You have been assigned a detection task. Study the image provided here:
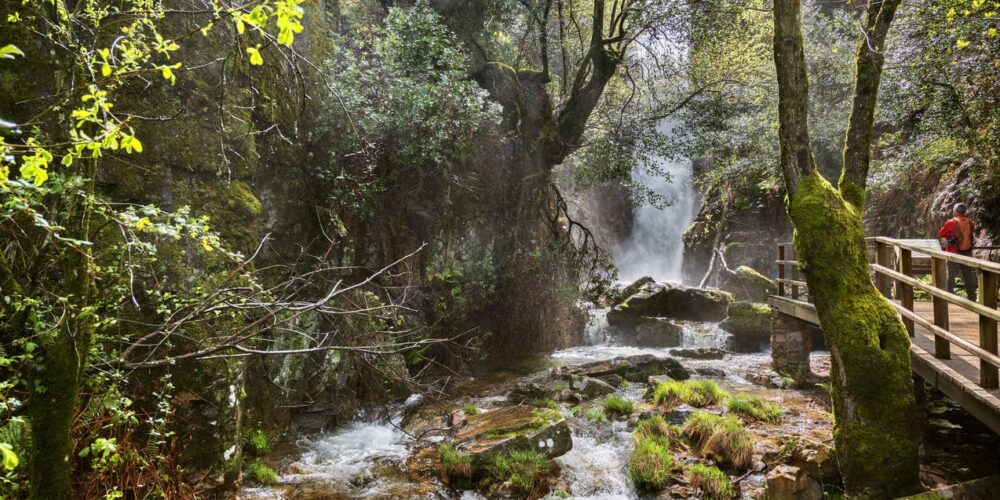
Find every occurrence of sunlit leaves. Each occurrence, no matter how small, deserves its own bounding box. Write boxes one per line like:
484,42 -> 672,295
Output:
0,44 -> 23,59
0,443 -> 18,471
246,46 -> 264,66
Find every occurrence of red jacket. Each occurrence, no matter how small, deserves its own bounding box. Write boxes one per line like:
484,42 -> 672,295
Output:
938,215 -> 975,253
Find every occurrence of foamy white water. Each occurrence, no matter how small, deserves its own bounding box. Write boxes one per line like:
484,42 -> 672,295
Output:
285,422 -> 408,484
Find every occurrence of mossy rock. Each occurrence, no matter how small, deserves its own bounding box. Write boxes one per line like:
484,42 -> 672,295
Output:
609,284 -> 734,325
720,301 -> 772,342
721,266 -> 777,302
610,276 -> 656,306
559,354 -> 689,383
451,406 -> 572,465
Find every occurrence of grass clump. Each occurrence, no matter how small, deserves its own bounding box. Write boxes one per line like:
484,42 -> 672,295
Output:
530,398 -> 559,410
682,411 -> 754,471
244,428 -> 270,456
462,403 -> 479,416
439,443 -> 473,482
246,460 -> 279,485
687,463 -> 736,498
686,380 -> 730,407
634,414 -> 671,445
652,380 -> 729,408
585,408 -> 608,423
629,435 -> 674,491
486,449 -> 551,495
726,393 -> 783,423
604,395 -> 635,417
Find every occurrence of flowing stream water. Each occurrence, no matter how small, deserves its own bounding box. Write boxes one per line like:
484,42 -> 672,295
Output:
244,311 -> 835,499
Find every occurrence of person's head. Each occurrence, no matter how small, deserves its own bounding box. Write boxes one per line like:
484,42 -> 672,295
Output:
954,202 -> 968,217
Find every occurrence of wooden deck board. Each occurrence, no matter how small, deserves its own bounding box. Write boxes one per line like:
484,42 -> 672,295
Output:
769,295 -> 1000,434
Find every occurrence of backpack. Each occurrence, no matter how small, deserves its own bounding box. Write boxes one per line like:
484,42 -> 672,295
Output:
948,217 -> 975,251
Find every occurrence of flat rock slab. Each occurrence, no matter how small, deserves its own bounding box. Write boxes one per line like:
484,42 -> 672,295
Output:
608,283 -> 734,325
557,354 -> 690,383
452,406 -> 572,461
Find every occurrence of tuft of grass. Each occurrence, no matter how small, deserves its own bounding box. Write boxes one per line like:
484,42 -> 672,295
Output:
246,460 -> 279,485
688,463 -> 736,498
652,380 -> 692,408
703,417 -> 754,471
629,435 -> 674,491
634,414 -> 671,445
686,380 -> 730,407
244,428 -> 270,456
440,443 -> 472,477
682,411 -> 754,471
604,395 -> 635,416
486,449 -> 551,494
652,380 -> 729,408
462,403 -> 479,416
531,398 -> 559,410
726,393 -> 783,423
585,408 -> 608,423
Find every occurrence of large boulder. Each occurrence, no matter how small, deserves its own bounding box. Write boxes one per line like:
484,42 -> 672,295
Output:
720,301 -> 772,350
608,283 -> 734,325
558,354 -> 689,383
721,266 -> 777,302
765,465 -> 822,500
450,406 -> 572,463
610,276 -> 656,306
635,317 -> 683,347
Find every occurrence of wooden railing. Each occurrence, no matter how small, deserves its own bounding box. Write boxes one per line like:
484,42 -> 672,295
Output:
775,237 -> 1000,389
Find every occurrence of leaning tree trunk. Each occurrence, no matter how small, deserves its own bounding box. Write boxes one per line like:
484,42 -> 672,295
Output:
789,173 -> 920,496
772,0 -> 920,496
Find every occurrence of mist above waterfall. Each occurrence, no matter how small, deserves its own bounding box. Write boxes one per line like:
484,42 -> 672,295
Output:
613,148 -> 696,284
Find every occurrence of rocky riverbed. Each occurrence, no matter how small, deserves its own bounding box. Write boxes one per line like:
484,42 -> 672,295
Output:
243,290 -> 1000,499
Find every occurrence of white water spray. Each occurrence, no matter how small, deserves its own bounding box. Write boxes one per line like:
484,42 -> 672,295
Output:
613,133 -> 696,284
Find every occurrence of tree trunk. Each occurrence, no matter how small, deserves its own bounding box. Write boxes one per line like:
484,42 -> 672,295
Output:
789,172 -> 920,497
771,0 -> 920,496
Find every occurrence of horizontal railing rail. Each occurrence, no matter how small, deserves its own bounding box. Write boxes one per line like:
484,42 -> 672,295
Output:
776,236 -> 1000,389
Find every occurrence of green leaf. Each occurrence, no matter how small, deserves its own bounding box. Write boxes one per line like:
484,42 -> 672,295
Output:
0,443 -> 19,470
0,45 -> 24,60
246,46 -> 263,66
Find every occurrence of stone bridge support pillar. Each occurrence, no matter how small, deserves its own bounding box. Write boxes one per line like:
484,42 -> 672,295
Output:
771,309 -> 816,385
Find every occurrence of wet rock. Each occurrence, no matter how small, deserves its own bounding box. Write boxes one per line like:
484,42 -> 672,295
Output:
720,301 -> 772,351
611,276 -> 656,306
695,367 -> 727,378
607,283 -> 734,325
558,354 -> 689,383
721,265 -> 777,302
566,375 -> 616,400
764,439 -> 839,482
765,464 -> 822,500
664,404 -> 697,426
671,347 -> 727,360
451,406 -> 572,463
746,368 -> 791,389
508,383 -> 548,404
635,317 -> 683,347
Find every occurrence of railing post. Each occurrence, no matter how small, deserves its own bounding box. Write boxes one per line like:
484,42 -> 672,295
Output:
778,245 -> 785,298
790,247 -> 800,300
899,248 -> 914,336
979,269 -> 998,388
875,240 -> 892,298
931,255 -> 951,359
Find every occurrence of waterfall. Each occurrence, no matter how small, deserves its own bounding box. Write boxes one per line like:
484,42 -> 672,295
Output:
613,132 -> 696,284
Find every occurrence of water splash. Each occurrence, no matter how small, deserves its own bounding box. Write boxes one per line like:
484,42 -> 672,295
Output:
614,135 -> 696,284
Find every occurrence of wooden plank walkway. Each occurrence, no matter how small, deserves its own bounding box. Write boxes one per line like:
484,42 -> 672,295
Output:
769,295 -> 1000,434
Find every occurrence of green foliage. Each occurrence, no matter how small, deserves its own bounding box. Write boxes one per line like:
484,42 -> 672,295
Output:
682,411 -> 753,471
485,449 -> 551,494
462,403 -> 479,416
652,380 -> 730,408
604,395 -> 635,416
584,408 -> 608,423
726,394 -> 783,423
629,434 -> 674,491
246,460 -> 279,485
244,429 -> 271,456
687,463 -> 736,499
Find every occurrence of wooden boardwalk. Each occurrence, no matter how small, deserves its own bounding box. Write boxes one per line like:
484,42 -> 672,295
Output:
770,237 -> 1000,434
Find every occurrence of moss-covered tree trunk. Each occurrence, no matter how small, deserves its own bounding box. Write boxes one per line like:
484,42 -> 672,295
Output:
772,0 -> 921,496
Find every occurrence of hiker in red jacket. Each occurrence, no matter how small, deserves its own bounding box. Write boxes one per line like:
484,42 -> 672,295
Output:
938,202 -> 977,301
